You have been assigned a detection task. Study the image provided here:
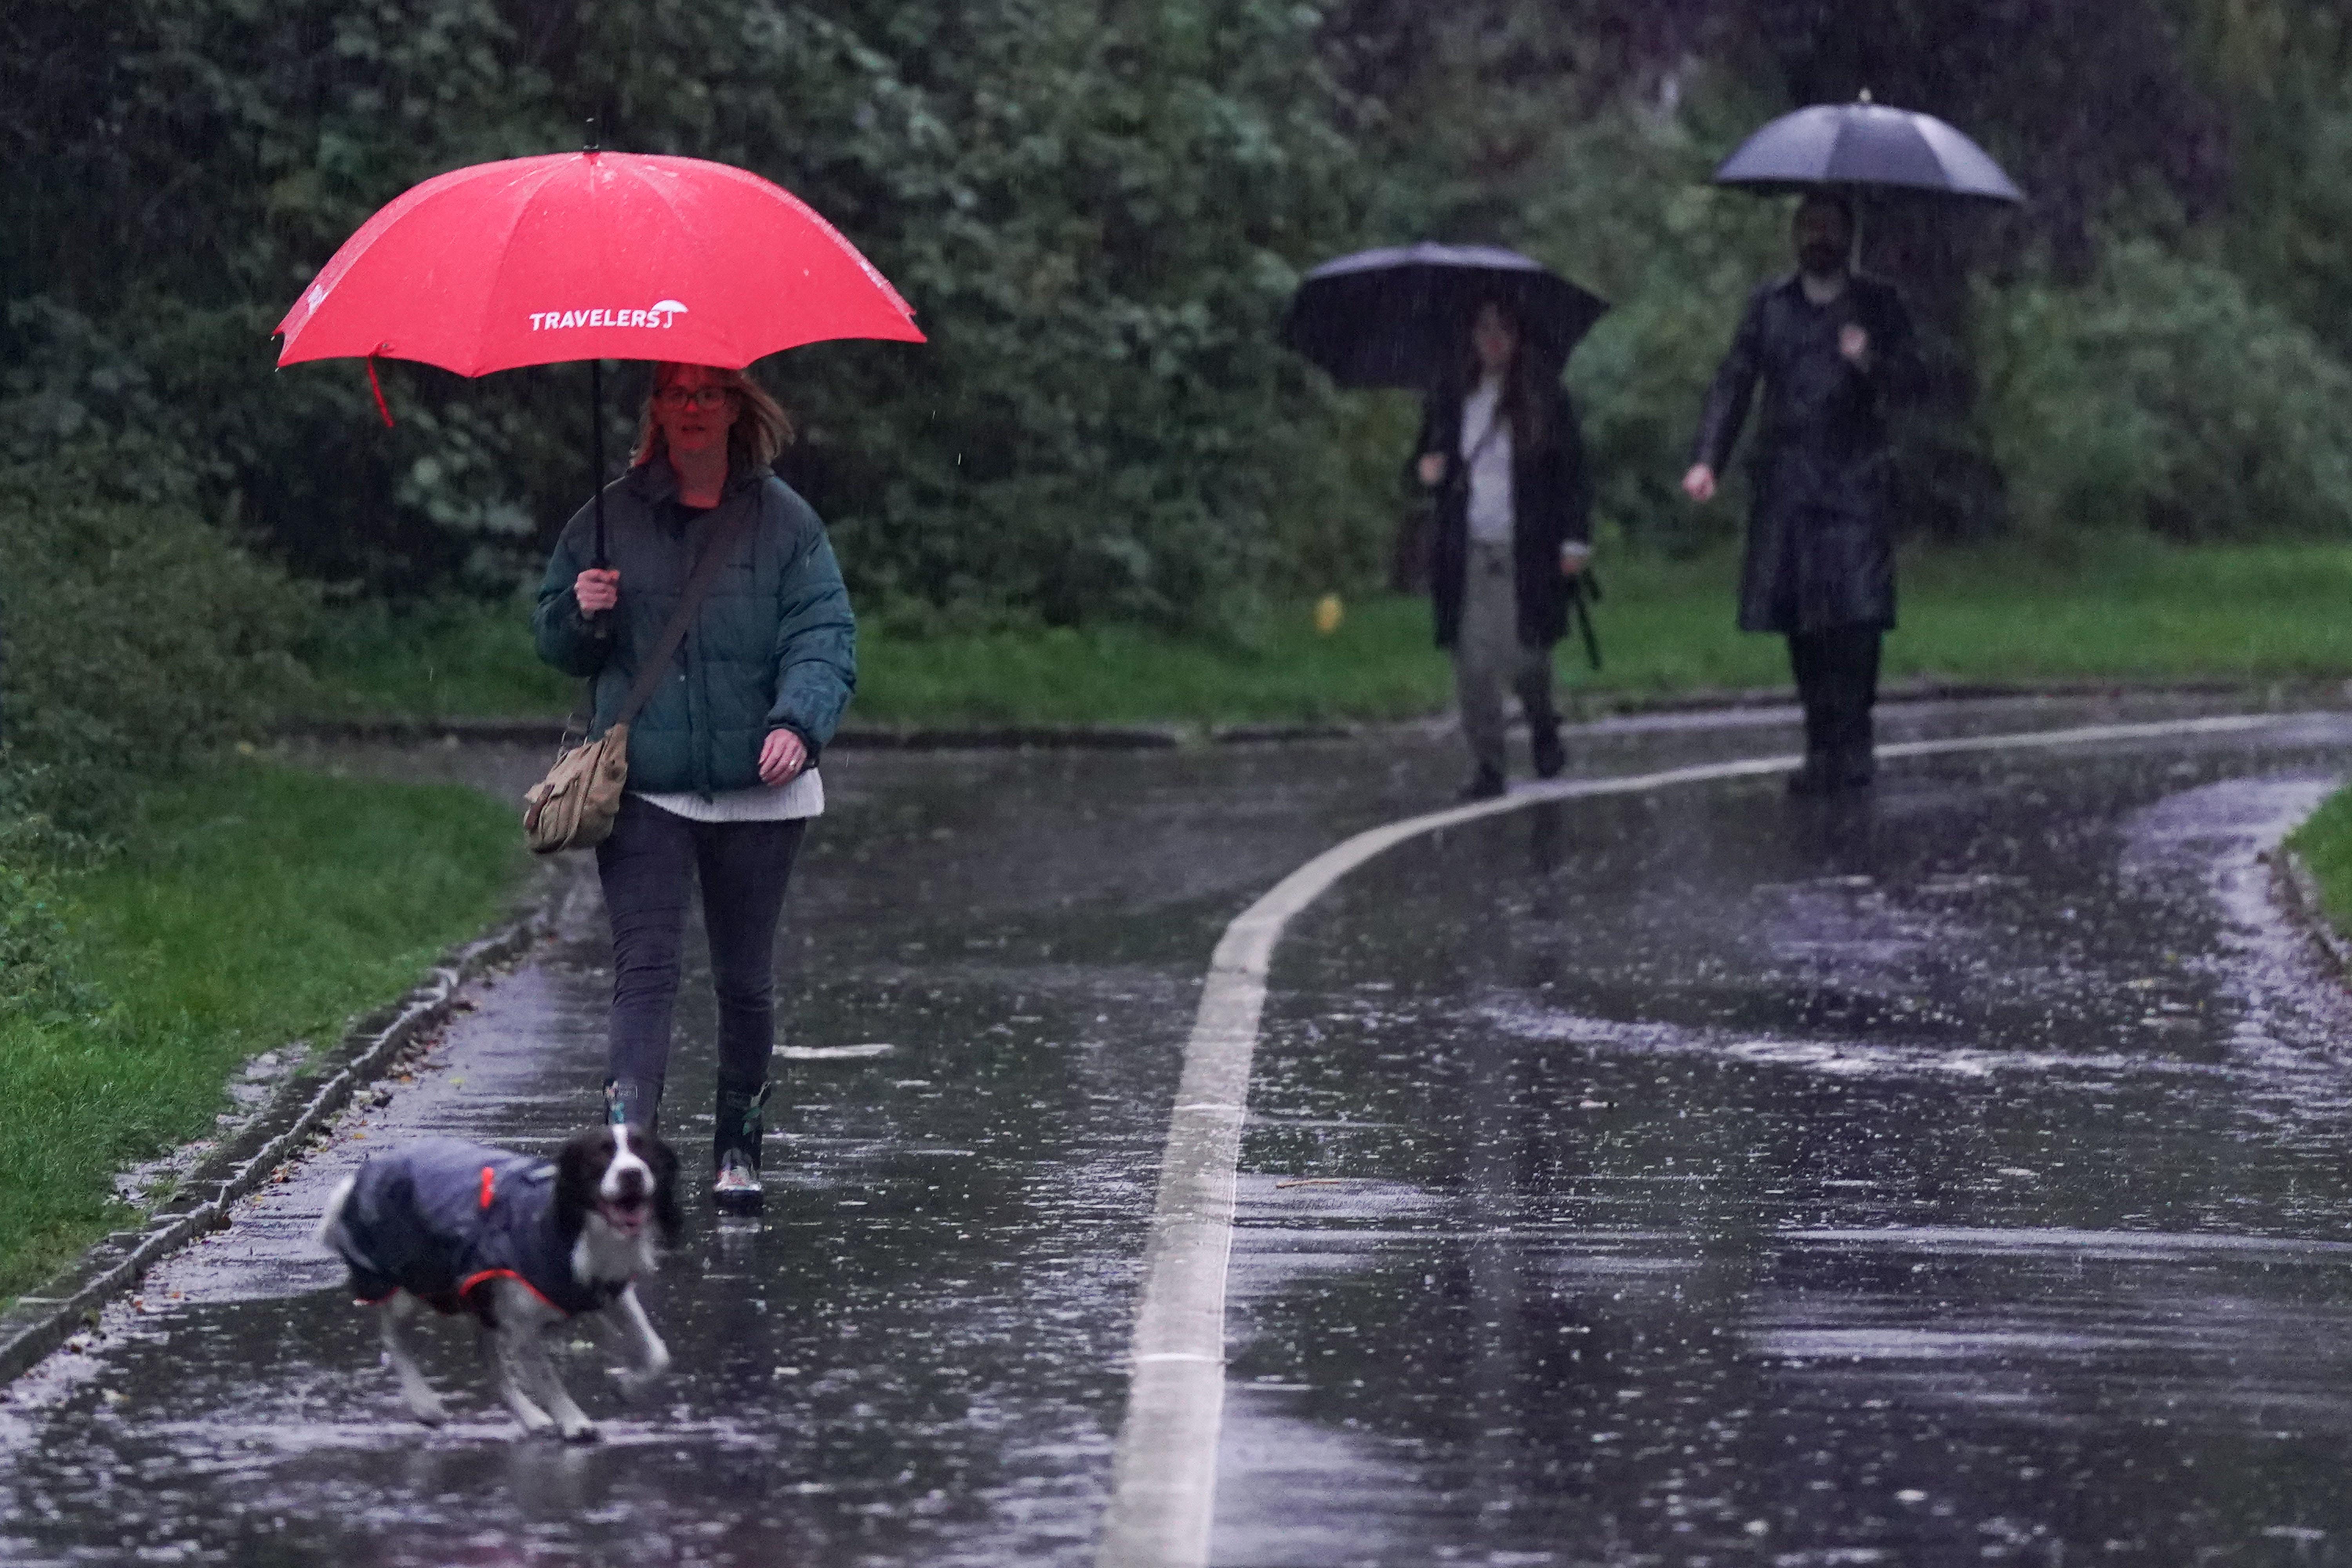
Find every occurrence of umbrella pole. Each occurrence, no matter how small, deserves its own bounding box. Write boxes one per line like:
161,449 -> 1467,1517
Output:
590,358 -> 608,569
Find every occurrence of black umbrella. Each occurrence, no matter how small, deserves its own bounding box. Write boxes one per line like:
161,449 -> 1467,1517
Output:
1280,243 -> 1609,391
1713,94 -> 2024,204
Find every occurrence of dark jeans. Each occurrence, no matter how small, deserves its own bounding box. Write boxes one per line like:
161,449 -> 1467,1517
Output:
594,794 -> 807,1096
1787,626 -> 1882,757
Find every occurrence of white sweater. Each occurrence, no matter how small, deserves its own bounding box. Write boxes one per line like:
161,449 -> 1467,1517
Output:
1459,377 -> 1515,543
632,768 -> 824,822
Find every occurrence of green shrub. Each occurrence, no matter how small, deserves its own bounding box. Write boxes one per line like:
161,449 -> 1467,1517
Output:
1977,237 -> 2352,543
0,436 -> 316,834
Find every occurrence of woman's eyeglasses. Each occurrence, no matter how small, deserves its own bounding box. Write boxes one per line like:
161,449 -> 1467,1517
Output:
653,385 -> 735,411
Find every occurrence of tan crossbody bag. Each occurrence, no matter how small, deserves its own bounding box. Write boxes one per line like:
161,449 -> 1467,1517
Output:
523,508 -> 749,855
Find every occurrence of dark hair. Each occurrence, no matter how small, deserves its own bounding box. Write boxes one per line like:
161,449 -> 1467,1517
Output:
1459,298 -> 1557,453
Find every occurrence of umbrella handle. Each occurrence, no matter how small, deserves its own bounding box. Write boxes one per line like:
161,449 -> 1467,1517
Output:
1573,577 -> 1602,671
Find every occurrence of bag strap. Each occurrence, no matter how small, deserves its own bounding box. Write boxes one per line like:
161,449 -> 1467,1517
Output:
605,501 -> 753,733
1443,392 -> 1506,499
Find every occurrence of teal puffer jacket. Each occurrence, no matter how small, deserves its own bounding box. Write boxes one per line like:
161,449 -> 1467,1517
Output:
532,459 -> 857,796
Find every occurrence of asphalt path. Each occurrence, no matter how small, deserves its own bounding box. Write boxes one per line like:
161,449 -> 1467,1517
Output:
2,695 -> 2349,1567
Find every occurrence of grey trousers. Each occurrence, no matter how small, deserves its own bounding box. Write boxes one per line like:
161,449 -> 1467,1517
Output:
594,794 -> 807,1096
1454,538 -> 1556,775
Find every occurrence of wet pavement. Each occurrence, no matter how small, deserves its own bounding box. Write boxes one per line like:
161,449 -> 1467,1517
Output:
1219,717 -> 2352,1566
4,695 -> 2352,1566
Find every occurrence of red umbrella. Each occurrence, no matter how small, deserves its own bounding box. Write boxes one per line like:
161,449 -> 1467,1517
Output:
277,150 -> 923,373
274,149 -> 925,561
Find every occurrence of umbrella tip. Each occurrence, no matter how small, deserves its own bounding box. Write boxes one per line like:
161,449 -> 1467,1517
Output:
584,115 -> 601,152
1857,86 -> 1873,104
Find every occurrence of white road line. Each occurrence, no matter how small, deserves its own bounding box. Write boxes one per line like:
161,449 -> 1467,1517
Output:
1093,710 -> 2308,1568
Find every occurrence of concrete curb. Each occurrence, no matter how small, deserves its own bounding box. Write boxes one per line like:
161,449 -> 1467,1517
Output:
0,863 -> 570,1388
2267,846 -> 2352,984
276,715 -> 1171,748
278,677 -> 2329,753
274,716 -> 1351,750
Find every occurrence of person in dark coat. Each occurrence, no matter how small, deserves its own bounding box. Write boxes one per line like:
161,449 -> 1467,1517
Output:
1682,193 -> 1924,794
534,362 -> 856,1213
1414,299 -> 1595,800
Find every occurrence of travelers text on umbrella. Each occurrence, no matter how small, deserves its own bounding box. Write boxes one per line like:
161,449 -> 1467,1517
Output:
530,300 -> 690,331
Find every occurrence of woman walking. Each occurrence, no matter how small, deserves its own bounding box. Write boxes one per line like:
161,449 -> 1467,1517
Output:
1414,299 -> 1595,800
533,361 -> 855,1212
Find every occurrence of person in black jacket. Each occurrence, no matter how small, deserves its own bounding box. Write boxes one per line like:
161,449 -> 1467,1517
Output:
1414,299 -> 1595,800
1682,193 -> 1924,794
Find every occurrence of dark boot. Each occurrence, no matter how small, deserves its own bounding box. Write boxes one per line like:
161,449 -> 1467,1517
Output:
604,1076 -> 662,1134
711,1080 -> 774,1213
1787,751 -> 1836,796
1528,722 -> 1565,780
1831,706 -> 1876,789
1457,764 -> 1506,802
1515,673 -> 1566,779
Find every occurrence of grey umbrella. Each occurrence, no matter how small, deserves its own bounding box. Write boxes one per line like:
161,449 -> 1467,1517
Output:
1713,94 -> 2024,204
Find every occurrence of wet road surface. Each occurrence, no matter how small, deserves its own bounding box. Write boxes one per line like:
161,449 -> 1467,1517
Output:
2,697 -> 2350,1566
1218,718 -> 2352,1566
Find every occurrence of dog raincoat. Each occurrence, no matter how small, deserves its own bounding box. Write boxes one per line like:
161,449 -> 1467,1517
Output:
327,1137 -> 626,1318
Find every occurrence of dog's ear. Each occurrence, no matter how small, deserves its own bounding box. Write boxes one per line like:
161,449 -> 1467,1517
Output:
553,1128 -> 608,1236
644,1131 -> 683,1244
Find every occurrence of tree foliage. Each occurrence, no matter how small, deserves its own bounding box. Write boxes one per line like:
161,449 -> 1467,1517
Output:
1316,0 -> 2352,552
6,0 -> 2352,641
4,0 -> 1378,630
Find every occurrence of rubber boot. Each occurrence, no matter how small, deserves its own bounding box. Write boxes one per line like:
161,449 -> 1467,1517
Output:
604,1076 -> 662,1135
1829,701 -> 1875,789
1516,674 -> 1566,780
1787,751 -> 1836,796
1457,763 -> 1506,802
1528,722 -> 1565,780
711,1080 -> 773,1214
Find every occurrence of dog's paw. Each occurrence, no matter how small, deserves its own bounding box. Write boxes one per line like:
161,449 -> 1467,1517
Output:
514,1406 -> 556,1436
558,1416 -> 601,1443
610,1367 -> 665,1402
404,1393 -> 448,1426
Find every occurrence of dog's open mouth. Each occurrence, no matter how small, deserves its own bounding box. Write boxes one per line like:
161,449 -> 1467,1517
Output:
597,1196 -> 649,1236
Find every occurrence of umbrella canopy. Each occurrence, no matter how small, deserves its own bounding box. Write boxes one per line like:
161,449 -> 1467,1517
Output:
1280,243 -> 1608,391
1713,98 -> 2024,204
275,151 -> 925,374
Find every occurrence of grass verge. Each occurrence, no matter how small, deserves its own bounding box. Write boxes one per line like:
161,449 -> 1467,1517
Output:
2288,788 -> 2352,944
0,758 -> 526,1300
302,539 -> 2352,728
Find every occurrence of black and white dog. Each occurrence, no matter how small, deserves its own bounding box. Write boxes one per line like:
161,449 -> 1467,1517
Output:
315,1124 -> 680,1440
